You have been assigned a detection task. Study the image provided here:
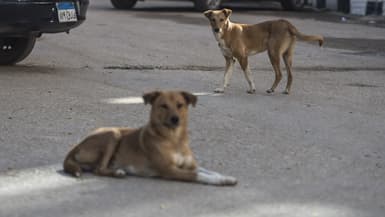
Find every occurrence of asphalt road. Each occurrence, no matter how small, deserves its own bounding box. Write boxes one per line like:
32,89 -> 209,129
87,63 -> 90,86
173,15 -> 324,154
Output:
1,1 -> 385,217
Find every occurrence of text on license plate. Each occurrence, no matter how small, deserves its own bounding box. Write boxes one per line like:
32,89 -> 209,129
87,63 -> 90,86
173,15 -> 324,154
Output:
56,2 -> 77,23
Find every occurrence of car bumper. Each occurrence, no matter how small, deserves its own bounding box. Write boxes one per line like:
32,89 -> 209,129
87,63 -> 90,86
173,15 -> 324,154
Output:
0,0 -> 89,36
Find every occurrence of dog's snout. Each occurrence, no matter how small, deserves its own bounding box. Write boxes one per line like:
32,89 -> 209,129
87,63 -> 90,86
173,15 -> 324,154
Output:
214,28 -> 220,33
170,116 -> 179,126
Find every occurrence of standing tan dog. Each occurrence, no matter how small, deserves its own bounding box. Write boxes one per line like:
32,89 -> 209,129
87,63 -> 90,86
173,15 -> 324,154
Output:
204,9 -> 324,94
63,90 -> 237,186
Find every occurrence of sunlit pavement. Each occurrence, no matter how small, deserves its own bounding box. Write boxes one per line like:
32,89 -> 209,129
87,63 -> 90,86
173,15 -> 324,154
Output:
0,164 -> 368,217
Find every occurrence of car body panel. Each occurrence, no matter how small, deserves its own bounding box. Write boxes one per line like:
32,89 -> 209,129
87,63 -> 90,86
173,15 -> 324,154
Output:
0,0 -> 89,36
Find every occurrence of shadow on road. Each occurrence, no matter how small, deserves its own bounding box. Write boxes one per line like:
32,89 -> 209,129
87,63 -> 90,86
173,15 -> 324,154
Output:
103,64 -> 385,73
0,65 -> 57,74
0,164 -> 365,217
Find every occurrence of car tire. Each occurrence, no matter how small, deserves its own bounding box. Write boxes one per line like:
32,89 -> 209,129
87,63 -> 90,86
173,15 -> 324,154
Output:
280,0 -> 305,10
0,36 -> 36,65
110,0 -> 137,9
194,0 -> 222,11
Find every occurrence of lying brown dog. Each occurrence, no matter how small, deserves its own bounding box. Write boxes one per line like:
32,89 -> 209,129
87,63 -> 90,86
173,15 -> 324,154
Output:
204,9 -> 324,94
63,90 -> 237,186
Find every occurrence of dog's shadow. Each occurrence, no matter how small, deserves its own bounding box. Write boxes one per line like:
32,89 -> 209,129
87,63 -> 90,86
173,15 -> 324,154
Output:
56,169 -> 95,179
56,169 -> 72,177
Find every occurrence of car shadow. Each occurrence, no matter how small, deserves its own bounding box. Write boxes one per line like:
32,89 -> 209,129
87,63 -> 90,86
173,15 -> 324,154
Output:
132,1 -> 283,12
89,0 -> 283,13
98,1 -> 341,27
0,64 -> 63,74
90,0 -> 340,26
127,1 -> 284,26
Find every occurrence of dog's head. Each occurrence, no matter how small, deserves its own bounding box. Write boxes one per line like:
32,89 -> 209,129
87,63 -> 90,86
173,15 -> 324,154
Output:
143,91 -> 197,129
203,8 -> 232,34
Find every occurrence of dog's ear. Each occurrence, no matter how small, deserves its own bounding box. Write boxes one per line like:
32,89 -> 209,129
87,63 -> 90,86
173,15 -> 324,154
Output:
222,8 -> 232,18
180,91 -> 197,107
203,10 -> 213,18
143,91 -> 161,105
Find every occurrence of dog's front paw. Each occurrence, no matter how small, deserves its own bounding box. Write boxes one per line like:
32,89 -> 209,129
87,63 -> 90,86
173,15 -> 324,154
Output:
214,88 -> 225,93
266,89 -> 274,94
197,167 -> 237,186
282,90 -> 290,95
114,169 -> 126,178
221,176 -> 238,186
247,89 -> 256,94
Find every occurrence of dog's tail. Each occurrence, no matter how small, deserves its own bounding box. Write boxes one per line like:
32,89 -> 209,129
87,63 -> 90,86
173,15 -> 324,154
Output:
63,146 -> 82,177
287,21 -> 324,47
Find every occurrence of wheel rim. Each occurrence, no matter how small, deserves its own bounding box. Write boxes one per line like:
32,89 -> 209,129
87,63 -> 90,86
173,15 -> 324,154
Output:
0,37 -> 35,65
207,0 -> 221,9
294,0 -> 305,6
0,38 -> 19,56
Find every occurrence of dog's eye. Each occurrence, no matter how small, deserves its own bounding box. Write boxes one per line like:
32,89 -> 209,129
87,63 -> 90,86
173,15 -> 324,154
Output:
211,19 -> 215,22
220,18 -> 224,22
177,103 -> 183,109
160,104 -> 168,109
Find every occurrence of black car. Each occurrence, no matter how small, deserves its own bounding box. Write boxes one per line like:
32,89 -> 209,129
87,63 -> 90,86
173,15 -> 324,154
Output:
0,0 -> 89,65
110,0 -> 305,11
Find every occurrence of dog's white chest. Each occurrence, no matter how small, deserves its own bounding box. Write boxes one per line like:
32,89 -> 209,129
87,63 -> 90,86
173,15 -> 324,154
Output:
172,153 -> 193,167
214,33 -> 232,57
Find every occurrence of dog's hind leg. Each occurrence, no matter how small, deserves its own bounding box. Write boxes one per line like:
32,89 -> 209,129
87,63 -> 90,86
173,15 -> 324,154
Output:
94,146 -> 125,178
215,56 -> 235,93
267,49 -> 282,94
63,152 -> 82,177
282,42 -> 295,94
237,56 -> 256,94
94,131 -> 125,178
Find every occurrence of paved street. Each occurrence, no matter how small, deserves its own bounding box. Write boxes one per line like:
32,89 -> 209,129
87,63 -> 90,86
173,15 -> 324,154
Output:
1,1 -> 385,216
